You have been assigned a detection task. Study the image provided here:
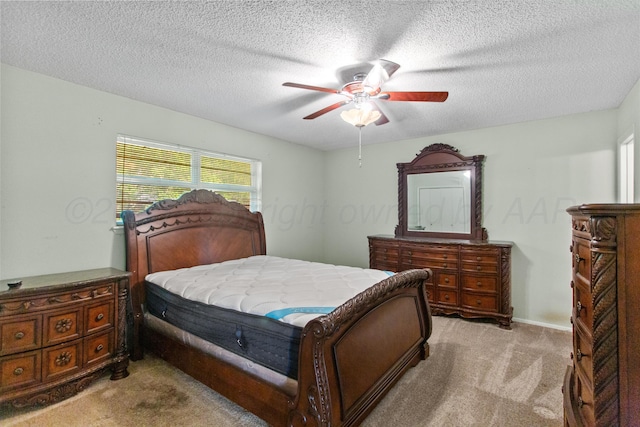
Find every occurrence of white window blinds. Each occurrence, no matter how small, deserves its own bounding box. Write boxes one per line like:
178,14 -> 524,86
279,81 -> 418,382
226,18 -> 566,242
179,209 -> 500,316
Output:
116,135 -> 261,221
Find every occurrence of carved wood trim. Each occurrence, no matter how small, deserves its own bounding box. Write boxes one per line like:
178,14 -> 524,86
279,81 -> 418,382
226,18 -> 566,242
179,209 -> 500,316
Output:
589,216 -> 619,426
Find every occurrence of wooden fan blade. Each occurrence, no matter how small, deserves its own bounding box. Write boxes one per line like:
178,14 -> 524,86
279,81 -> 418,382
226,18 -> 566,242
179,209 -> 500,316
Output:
379,91 -> 449,102
283,82 -> 339,94
303,100 -> 350,120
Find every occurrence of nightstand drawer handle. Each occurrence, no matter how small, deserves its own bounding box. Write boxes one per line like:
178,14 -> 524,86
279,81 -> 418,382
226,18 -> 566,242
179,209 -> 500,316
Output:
95,313 -> 104,321
443,263 -> 448,268
444,294 -> 450,300
444,278 -> 449,283
476,266 -> 482,271
477,281 -> 482,287
95,344 -> 104,352
14,331 -> 25,340
55,318 -> 73,333
13,367 -> 24,376
476,299 -> 482,305
55,351 -> 72,366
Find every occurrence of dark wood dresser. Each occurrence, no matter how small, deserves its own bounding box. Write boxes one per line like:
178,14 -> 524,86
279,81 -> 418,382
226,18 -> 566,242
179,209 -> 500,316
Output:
368,235 -> 513,329
0,268 -> 130,408
564,204 -> 640,427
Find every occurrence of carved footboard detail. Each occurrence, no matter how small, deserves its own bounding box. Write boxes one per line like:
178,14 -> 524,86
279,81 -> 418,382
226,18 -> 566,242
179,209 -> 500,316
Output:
289,268 -> 432,427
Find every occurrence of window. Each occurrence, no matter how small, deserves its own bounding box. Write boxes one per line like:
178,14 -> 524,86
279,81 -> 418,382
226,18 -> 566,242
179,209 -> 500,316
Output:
619,131 -> 635,203
116,135 -> 261,222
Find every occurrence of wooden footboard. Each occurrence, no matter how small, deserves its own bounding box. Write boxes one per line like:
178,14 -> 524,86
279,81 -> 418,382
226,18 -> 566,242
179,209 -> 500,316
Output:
290,268 -> 432,427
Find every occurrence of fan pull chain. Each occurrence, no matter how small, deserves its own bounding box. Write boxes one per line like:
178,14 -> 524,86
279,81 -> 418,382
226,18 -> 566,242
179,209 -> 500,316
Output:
358,125 -> 363,168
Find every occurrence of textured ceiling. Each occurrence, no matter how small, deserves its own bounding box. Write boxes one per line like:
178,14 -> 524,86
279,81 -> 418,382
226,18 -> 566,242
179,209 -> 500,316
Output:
1,1 -> 639,151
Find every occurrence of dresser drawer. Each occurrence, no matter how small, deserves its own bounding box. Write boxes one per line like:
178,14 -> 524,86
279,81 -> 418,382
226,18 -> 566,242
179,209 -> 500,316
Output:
403,257 -> 457,270
44,309 -> 82,346
572,281 -> 593,333
435,272 -> 457,288
571,237 -> 591,288
461,293 -> 498,311
460,251 -> 499,264
461,275 -> 498,292
43,340 -> 82,380
573,368 -> 595,426
0,315 -> 42,356
0,350 -> 41,391
573,330 -> 593,387
405,245 -> 458,261
437,289 -> 458,306
84,329 -> 114,365
85,301 -> 114,335
461,262 -> 498,274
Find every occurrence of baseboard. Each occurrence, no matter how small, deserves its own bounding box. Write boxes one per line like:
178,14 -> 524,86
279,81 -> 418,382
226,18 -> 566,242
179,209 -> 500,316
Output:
512,317 -> 572,332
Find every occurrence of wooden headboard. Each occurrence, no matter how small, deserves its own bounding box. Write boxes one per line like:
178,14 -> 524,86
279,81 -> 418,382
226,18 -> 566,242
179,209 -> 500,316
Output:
121,189 -> 266,358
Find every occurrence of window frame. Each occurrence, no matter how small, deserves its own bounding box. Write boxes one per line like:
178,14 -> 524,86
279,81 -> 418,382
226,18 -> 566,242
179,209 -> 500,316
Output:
116,134 -> 262,223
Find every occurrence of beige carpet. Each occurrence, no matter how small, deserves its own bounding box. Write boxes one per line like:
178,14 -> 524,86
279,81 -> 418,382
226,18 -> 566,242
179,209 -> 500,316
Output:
1,316 -> 572,426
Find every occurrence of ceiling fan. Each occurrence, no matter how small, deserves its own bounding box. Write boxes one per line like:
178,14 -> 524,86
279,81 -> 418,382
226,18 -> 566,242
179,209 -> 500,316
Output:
283,59 -> 448,125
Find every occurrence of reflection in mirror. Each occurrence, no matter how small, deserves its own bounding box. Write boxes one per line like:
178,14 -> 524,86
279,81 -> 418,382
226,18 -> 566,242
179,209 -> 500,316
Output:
407,171 -> 471,233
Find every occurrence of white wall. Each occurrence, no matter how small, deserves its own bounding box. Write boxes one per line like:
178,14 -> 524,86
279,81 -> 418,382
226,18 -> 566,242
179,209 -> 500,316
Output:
0,65 -> 326,278
617,78 -> 640,201
323,110 -> 618,329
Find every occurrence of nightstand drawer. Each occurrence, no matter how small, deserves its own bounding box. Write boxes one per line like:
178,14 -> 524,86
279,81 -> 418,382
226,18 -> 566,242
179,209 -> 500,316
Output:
0,315 -> 42,356
85,302 -> 113,334
85,330 -> 114,365
0,351 -> 41,391
43,340 -> 81,380
44,309 -> 82,346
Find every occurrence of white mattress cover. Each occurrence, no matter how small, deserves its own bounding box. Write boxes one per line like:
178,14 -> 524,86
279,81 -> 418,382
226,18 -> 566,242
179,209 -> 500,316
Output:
145,255 -> 392,327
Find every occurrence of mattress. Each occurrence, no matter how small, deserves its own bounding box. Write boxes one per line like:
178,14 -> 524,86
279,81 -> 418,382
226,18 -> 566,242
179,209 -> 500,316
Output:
145,255 -> 392,378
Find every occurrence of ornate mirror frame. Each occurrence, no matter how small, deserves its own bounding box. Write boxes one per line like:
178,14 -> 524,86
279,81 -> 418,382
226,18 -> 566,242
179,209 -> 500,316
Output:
395,143 -> 487,240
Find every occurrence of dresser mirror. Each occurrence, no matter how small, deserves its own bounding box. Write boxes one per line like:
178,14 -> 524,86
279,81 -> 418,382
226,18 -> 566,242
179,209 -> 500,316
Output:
395,143 -> 487,240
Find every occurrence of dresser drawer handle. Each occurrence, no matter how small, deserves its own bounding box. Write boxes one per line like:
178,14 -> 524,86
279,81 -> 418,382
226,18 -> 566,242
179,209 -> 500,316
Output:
576,301 -> 583,317
13,367 -> 24,376
443,254 -> 448,259
444,278 -> 450,283
476,266 -> 482,271
95,344 -> 104,352
14,331 -> 25,340
443,263 -> 448,268
95,313 -> 104,321
476,256 -> 481,261
476,299 -> 482,305
477,281 -> 482,287
444,294 -> 450,300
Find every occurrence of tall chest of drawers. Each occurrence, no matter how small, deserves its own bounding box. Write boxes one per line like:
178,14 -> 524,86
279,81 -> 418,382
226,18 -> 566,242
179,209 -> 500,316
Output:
564,205 -> 640,427
0,268 -> 130,408
368,235 -> 513,328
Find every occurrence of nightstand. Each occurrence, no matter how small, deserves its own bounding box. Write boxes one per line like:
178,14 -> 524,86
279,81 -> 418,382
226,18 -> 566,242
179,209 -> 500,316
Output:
0,268 -> 130,408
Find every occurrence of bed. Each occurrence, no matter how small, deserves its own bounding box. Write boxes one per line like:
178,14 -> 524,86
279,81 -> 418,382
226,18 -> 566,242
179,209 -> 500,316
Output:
122,189 -> 433,427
